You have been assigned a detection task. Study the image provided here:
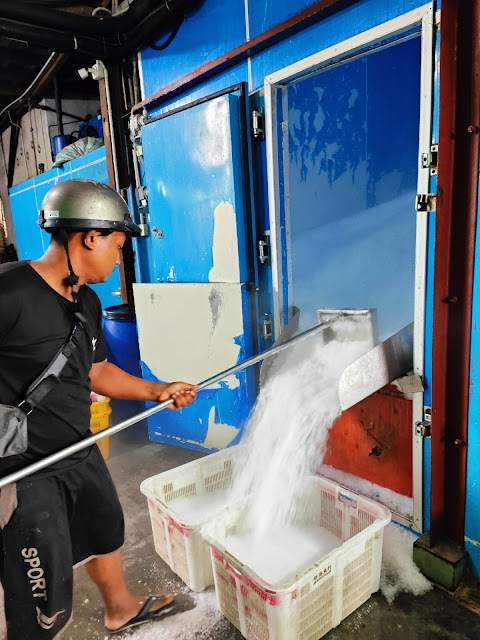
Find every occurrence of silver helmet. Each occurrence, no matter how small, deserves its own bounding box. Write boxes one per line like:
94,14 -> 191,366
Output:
39,179 -> 140,237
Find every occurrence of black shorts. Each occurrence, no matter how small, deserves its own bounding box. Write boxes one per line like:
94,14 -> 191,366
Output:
0,445 -> 124,640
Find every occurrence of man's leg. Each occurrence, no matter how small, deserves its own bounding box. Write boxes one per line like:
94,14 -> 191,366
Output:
0,479 -> 73,640
84,550 -> 173,630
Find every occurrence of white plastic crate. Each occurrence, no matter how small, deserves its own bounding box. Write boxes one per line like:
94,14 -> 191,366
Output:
140,446 -> 243,592
205,476 -> 391,640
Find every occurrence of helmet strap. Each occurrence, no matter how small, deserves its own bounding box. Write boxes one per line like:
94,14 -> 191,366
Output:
58,230 -> 79,304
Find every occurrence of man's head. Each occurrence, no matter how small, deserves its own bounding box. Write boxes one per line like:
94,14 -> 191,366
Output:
39,179 -> 140,289
49,228 -> 126,285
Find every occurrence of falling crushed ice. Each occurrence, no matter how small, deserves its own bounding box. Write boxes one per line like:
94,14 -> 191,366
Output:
231,336 -> 370,540
200,336 -> 369,585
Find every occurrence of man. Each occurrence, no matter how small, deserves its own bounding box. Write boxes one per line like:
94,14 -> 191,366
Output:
0,179 -> 198,638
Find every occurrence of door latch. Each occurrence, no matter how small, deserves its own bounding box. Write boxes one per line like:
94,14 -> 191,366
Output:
415,421 -> 431,437
415,407 -> 431,437
415,193 -> 437,212
252,108 -> 264,141
260,314 -> 273,341
258,234 -> 269,265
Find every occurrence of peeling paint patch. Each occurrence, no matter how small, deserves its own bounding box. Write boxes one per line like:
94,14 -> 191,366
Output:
223,374 -> 240,390
209,202 -> 240,283
203,406 -> 239,450
465,536 -> 480,547
204,376 -> 241,391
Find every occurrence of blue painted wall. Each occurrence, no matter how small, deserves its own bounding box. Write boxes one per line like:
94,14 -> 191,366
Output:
141,0 -> 432,109
9,147 -> 123,311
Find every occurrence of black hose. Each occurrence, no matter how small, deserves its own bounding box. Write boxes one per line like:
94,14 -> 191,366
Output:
0,0 -> 193,37
150,16 -> 184,50
37,104 -> 84,122
53,76 -> 64,136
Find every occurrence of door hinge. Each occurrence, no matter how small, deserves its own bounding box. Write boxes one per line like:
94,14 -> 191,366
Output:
416,193 -> 437,212
260,313 -> 273,341
421,143 -> 438,176
258,233 -> 270,265
135,186 -> 149,236
252,108 -> 264,141
129,113 -> 146,157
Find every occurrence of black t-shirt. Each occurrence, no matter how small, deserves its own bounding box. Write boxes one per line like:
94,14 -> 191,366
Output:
0,262 -> 107,477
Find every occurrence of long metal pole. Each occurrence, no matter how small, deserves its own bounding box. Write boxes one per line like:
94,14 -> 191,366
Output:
0,316 -> 341,489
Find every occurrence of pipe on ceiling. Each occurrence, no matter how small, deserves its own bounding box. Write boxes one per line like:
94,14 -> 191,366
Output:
0,0 -> 201,58
0,19 -> 108,57
0,0 -> 194,37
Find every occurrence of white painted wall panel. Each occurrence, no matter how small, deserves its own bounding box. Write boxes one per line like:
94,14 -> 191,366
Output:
134,282 -> 245,384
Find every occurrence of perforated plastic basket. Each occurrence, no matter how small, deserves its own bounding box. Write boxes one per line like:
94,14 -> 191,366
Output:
204,476 -> 391,640
140,446 -> 243,592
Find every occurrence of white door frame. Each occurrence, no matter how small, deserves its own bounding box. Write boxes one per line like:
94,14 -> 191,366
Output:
264,3 -> 434,532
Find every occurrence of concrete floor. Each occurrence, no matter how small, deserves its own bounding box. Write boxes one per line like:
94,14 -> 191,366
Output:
63,439 -> 480,640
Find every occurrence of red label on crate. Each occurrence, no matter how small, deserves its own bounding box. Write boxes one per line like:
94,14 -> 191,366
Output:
211,547 -> 224,562
166,515 -> 191,536
247,579 -> 268,601
245,578 -> 283,606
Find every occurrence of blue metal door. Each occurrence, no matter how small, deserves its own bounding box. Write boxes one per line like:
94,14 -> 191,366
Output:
134,91 -> 256,452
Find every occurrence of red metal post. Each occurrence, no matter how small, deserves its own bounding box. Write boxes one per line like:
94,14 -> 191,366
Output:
431,0 -> 480,545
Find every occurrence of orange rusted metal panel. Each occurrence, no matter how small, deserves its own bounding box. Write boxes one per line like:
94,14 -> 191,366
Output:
324,385 -> 413,497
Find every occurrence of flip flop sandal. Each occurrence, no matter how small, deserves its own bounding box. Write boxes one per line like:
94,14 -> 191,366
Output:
104,596 -> 177,634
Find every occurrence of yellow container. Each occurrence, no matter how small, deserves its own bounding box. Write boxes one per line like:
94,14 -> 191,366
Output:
91,396 -> 111,415
90,399 -> 112,461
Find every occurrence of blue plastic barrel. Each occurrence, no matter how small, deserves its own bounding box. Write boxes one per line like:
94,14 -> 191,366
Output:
52,134 -> 71,158
102,304 -> 146,430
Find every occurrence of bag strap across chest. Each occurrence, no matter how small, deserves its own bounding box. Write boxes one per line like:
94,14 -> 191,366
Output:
19,313 -> 87,414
